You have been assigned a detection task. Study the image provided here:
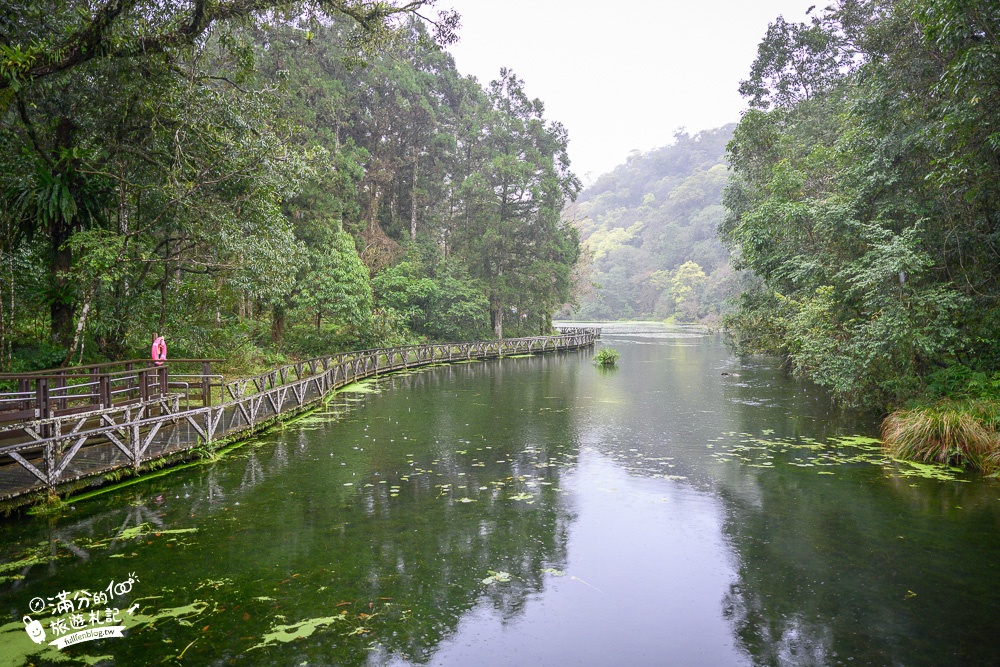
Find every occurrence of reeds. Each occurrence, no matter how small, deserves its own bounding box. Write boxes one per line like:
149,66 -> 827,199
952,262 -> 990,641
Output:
881,400 -> 1000,472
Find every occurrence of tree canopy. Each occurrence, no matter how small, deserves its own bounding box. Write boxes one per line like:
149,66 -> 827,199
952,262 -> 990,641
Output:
0,2 -> 579,373
567,125 -> 735,324
722,0 -> 1000,408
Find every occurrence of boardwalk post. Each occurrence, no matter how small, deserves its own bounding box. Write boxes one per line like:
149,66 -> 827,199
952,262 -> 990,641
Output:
17,377 -> 29,411
35,378 -> 52,446
36,378 -> 49,422
129,407 -> 141,468
43,440 -> 55,488
202,361 -> 212,407
138,369 -> 149,403
53,371 -> 66,412
124,361 -> 134,399
99,374 -> 111,408
89,367 -> 99,407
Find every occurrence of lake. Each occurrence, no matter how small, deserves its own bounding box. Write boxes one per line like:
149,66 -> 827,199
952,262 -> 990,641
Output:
2,322 -> 999,666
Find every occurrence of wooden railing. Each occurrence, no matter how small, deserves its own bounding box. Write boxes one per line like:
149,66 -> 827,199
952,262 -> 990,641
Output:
0,329 -> 599,504
0,359 -> 224,423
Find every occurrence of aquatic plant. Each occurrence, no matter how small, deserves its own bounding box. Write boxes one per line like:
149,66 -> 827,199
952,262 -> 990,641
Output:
881,400 -> 1000,472
594,348 -> 620,367
482,570 -> 512,584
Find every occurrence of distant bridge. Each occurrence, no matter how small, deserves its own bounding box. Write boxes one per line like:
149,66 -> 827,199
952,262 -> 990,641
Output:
0,329 -> 600,508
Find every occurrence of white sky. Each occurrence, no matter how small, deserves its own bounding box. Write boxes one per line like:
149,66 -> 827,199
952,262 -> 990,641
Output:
442,0 -> 813,183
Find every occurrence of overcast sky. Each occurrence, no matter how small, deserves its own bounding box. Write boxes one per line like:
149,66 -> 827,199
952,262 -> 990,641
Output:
442,1 -> 813,183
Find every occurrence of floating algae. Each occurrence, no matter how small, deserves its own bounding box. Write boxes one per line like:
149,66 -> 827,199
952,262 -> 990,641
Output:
893,460 -> 967,482
709,431 -> 968,482
72,525 -> 199,552
337,380 -> 380,394
249,612 -> 348,650
112,524 -> 198,542
481,571 -> 512,584
0,544 -> 58,582
1,525 -> 199,577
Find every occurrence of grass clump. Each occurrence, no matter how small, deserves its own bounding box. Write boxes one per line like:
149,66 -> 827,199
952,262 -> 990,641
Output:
881,400 -> 1000,472
594,348 -> 620,367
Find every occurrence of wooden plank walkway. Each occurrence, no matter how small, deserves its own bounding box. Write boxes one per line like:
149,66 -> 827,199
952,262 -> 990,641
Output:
0,329 -> 599,506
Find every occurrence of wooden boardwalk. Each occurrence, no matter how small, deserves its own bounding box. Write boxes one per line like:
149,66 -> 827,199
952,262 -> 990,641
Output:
0,329 -> 599,506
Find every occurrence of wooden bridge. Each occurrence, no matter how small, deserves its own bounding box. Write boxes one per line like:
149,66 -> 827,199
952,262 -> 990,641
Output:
0,328 -> 599,507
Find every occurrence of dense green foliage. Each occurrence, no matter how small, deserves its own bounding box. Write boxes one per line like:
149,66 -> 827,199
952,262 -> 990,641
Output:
568,126 -> 735,323
722,0 -> 1000,409
0,1 -> 580,374
593,347 -> 619,367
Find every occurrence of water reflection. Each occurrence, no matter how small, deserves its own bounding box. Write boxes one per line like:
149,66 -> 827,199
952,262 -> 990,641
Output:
718,458 -> 1000,667
0,327 -> 997,666
0,357 -> 584,666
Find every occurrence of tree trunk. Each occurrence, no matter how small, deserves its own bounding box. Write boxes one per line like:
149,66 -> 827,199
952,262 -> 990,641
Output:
390,187 -> 397,231
491,303 -> 503,340
410,149 -> 419,241
539,312 -> 551,335
64,287 -> 93,366
5,253 -> 10,368
271,303 -> 285,345
49,233 -> 74,348
49,194 -> 74,348
49,116 -> 76,349
0,252 -> 5,371
159,272 -> 168,332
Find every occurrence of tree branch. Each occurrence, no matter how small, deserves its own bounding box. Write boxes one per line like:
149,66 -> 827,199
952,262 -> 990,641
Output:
15,92 -> 52,168
3,0 -> 434,90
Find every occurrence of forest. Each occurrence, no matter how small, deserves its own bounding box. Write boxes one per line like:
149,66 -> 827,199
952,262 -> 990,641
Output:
723,0 -> 1000,467
568,125 -> 734,324
0,0 -> 580,376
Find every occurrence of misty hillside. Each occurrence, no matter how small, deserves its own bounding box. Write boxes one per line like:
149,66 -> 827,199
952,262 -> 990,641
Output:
567,125 -> 735,322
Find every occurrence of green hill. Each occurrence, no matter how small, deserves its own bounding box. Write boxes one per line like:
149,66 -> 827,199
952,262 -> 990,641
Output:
566,125 -> 735,323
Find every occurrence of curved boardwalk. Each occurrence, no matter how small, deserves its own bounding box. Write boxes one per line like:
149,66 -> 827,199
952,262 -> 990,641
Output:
0,330 -> 599,508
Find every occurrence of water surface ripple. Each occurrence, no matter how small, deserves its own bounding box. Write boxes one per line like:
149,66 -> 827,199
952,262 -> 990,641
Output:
1,323 -> 998,666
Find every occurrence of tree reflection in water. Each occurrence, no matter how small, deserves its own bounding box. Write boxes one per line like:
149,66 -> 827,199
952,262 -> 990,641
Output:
0,356 -> 581,666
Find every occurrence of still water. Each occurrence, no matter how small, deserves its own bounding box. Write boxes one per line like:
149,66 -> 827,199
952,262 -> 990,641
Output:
2,323 -> 999,666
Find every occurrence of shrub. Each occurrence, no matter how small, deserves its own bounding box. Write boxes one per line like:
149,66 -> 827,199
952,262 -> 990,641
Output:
881,400 -> 1000,472
594,348 -> 620,367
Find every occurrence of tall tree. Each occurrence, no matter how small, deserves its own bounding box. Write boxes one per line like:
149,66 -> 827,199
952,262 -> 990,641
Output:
455,69 -> 580,338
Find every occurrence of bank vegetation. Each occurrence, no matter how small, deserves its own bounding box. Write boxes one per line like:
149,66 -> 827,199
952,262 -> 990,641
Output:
723,0 -> 1000,472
